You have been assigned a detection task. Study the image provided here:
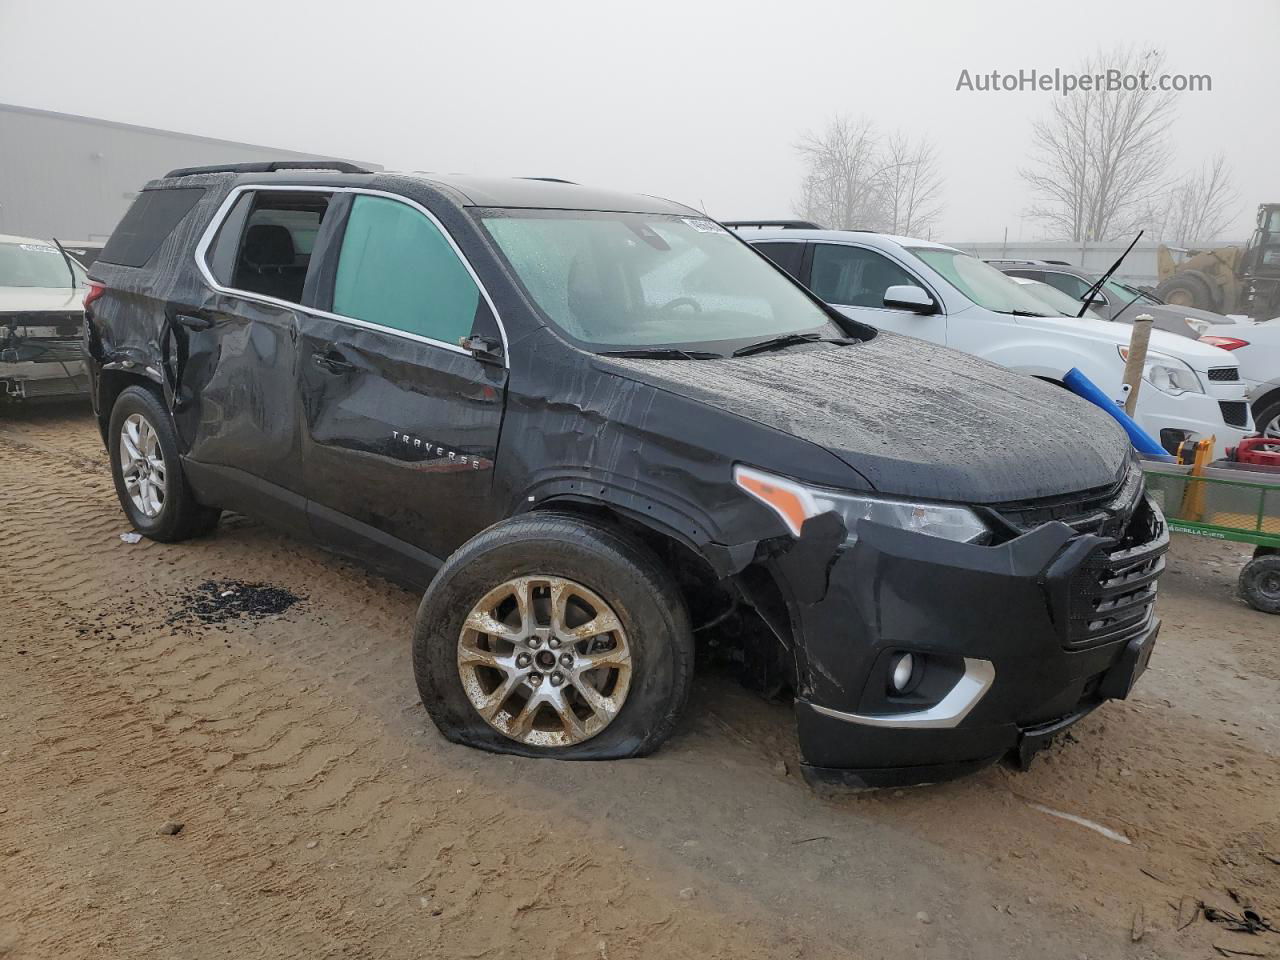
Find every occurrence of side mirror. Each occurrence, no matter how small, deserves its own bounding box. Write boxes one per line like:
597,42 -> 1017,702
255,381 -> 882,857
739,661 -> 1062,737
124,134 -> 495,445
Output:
883,285 -> 937,314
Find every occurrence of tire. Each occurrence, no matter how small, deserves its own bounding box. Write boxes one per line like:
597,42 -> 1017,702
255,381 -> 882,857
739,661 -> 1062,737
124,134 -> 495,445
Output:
1253,397 -> 1280,441
1238,553 -> 1280,615
108,385 -> 220,542
412,512 -> 694,760
1155,271 -> 1216,311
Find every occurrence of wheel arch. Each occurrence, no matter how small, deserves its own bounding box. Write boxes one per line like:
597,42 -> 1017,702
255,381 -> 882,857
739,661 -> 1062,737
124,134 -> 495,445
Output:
95,366 -> 165,444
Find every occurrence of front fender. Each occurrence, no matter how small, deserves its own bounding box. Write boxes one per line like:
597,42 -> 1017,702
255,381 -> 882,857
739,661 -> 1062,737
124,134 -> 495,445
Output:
983,343 -> 1123,400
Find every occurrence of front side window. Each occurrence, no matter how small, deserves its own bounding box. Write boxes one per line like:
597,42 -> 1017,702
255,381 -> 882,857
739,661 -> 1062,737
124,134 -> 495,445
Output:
0,242 -> 87,288
333,195 -> 480,344
911,248 -> 1059,316
479,211 -> 843,352
809,244 -> 924,308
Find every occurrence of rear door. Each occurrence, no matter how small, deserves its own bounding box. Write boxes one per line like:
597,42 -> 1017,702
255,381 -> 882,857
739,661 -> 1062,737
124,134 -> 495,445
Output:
807,242 -> 946,343
176,187 -> 334,535
297,191 -> 507,578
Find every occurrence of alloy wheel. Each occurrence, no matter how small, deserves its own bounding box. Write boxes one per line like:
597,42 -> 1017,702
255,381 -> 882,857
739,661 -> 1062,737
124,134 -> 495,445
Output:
119,412 -> 167,518
457,575 -> 632,747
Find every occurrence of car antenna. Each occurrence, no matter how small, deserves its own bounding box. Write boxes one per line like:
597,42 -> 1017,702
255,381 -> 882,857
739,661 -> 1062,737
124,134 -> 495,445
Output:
50,237 -> 78,289
1076,231 -> 1142,318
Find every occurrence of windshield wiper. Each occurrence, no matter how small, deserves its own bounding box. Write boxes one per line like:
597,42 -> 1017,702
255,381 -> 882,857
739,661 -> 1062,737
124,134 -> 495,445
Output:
1003,309 -> 1052,318
1076,231 -> 1142,318
598,347 -> 722,360
731,332 -> 851,357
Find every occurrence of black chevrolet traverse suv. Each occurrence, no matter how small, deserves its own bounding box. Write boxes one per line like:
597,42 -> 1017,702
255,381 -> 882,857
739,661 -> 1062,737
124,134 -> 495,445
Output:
83,162 -> 1168,787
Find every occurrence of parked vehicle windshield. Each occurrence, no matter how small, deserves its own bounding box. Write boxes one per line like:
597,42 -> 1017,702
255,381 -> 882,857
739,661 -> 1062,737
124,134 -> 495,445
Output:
480,210 -> 846,352
1099,276 -> 1159,306
1011,277 -> 1108,320
912,248 -> 1056,316
0,241 -> 86,288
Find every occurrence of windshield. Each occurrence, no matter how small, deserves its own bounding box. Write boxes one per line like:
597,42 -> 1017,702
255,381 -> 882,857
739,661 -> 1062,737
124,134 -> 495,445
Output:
479,210 -> 845,352
911,248 -> 1055,315
1013,278 -> 1107,320
1099,276 -> 1158,306
0,241 -> 86,288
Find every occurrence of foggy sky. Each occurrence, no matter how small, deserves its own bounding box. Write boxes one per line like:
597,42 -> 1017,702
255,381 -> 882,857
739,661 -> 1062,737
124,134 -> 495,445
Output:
1,0 -> 1275,242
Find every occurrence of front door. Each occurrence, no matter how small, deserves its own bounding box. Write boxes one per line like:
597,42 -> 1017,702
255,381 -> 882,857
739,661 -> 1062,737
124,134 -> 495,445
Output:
806,242 -> 947,344
297,192 -> 507,578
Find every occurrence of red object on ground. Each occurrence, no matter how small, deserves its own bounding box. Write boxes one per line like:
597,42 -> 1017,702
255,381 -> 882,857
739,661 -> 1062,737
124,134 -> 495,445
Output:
1230,437 -> 1280,466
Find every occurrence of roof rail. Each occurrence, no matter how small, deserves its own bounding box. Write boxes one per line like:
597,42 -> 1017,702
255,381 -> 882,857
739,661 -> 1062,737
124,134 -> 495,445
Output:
721,219 -> 825,230
163,160 -> 376,178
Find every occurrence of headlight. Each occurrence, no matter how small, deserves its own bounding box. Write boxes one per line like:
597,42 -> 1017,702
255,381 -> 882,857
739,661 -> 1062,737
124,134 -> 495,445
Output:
734,465 -> 990,544
1117,346 -> 1204,395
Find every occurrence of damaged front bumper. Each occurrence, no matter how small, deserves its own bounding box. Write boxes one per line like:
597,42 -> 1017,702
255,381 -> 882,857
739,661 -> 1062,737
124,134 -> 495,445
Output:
1,323 -> 88,399
774,492 -> 1168,788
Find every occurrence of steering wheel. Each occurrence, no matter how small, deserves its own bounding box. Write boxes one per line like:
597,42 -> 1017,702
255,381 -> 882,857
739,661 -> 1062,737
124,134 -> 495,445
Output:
659,297 -> 703,313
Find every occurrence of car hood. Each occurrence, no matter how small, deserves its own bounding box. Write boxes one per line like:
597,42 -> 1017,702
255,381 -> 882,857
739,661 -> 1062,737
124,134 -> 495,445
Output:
1013,313 -> 1234,370
0,286 -> 85,312
599,332 -> 1131,505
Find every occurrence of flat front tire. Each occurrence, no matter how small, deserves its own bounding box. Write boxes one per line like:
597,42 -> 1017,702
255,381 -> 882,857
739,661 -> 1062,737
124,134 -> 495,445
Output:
413,513 -> 694,760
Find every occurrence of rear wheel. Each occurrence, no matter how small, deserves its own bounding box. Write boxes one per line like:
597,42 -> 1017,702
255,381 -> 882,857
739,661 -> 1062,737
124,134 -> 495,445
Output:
108,385 -> 220,542
413,513 -> 694,759
1239,552 -> 1280,615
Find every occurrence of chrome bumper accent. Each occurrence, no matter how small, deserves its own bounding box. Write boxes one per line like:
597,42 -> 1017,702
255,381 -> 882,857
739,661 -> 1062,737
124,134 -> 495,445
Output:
808,658 -> 995,729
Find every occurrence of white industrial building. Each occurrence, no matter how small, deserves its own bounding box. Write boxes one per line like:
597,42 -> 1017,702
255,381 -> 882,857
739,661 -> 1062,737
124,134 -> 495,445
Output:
0,102 -> 374,243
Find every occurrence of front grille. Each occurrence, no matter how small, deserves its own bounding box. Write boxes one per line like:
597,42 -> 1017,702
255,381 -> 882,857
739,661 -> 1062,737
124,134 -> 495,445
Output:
993,464 -> 1141,537
1065,546 -> 1163,647
1219,400 -> 1250,428
1,311 -> 83,336
994,466 -> 1168,650
1208,367 -> 1240,382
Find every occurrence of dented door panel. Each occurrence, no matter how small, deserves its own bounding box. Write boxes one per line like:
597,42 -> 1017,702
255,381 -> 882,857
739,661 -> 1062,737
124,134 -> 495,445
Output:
298,313 -> 506,563
173,294 -> 302,493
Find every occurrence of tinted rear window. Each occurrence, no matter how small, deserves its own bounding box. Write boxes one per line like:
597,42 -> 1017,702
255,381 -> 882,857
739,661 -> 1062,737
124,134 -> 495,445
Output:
98,187 -> 205,267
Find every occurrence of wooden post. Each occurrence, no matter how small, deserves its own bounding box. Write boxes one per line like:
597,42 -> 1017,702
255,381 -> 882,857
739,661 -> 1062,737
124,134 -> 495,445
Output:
1122,314 -> 1156,417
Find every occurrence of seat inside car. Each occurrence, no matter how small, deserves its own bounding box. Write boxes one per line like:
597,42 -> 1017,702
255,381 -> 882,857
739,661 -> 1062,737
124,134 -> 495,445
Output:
235,223 -> 306,302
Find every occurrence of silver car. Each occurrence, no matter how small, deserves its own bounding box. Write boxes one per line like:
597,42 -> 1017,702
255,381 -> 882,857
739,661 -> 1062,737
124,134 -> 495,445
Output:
987,259 -> 1239,340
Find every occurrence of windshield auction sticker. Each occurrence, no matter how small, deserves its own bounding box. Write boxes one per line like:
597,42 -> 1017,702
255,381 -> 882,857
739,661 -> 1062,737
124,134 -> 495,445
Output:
681,218 -> 729,235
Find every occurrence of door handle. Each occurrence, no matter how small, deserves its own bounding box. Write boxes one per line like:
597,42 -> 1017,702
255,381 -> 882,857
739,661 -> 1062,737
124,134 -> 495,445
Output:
173,313 -> 214,331
312,350 -> 355,374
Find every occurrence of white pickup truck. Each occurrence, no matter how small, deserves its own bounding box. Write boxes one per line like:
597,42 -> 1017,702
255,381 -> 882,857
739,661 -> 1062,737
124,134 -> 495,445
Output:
737,226 -> 1253,455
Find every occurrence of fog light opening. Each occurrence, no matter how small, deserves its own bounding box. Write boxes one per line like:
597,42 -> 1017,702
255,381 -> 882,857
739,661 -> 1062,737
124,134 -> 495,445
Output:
889,653 -> 916,694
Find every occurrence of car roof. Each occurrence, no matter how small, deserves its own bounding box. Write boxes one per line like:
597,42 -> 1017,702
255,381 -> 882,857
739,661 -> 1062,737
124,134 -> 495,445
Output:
412,174 -> 699,215
732,227 -> 962,253
989,260 -> 1090,277
158,165 -> 700,217
0,233 -> 55,246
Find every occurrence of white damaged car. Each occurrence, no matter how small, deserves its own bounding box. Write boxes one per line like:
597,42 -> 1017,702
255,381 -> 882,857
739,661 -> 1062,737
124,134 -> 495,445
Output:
0,234 -> 90,402
739,226 -> 1253,455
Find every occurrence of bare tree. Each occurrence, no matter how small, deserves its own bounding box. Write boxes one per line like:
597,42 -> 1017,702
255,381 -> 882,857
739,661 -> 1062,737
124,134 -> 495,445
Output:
794,115 -> 885,229
1022,47 -> 1178,241
1160,154 -> 1238,245
794,117 -> 944,234
879,132 -> 944,237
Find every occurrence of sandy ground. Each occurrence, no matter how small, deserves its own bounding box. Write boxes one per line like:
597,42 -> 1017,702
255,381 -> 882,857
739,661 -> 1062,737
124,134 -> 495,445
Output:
1,403 -> 1277,960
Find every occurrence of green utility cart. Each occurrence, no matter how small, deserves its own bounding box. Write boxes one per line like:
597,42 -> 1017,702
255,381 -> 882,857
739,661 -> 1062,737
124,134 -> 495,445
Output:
1142,458 -> 1280,614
